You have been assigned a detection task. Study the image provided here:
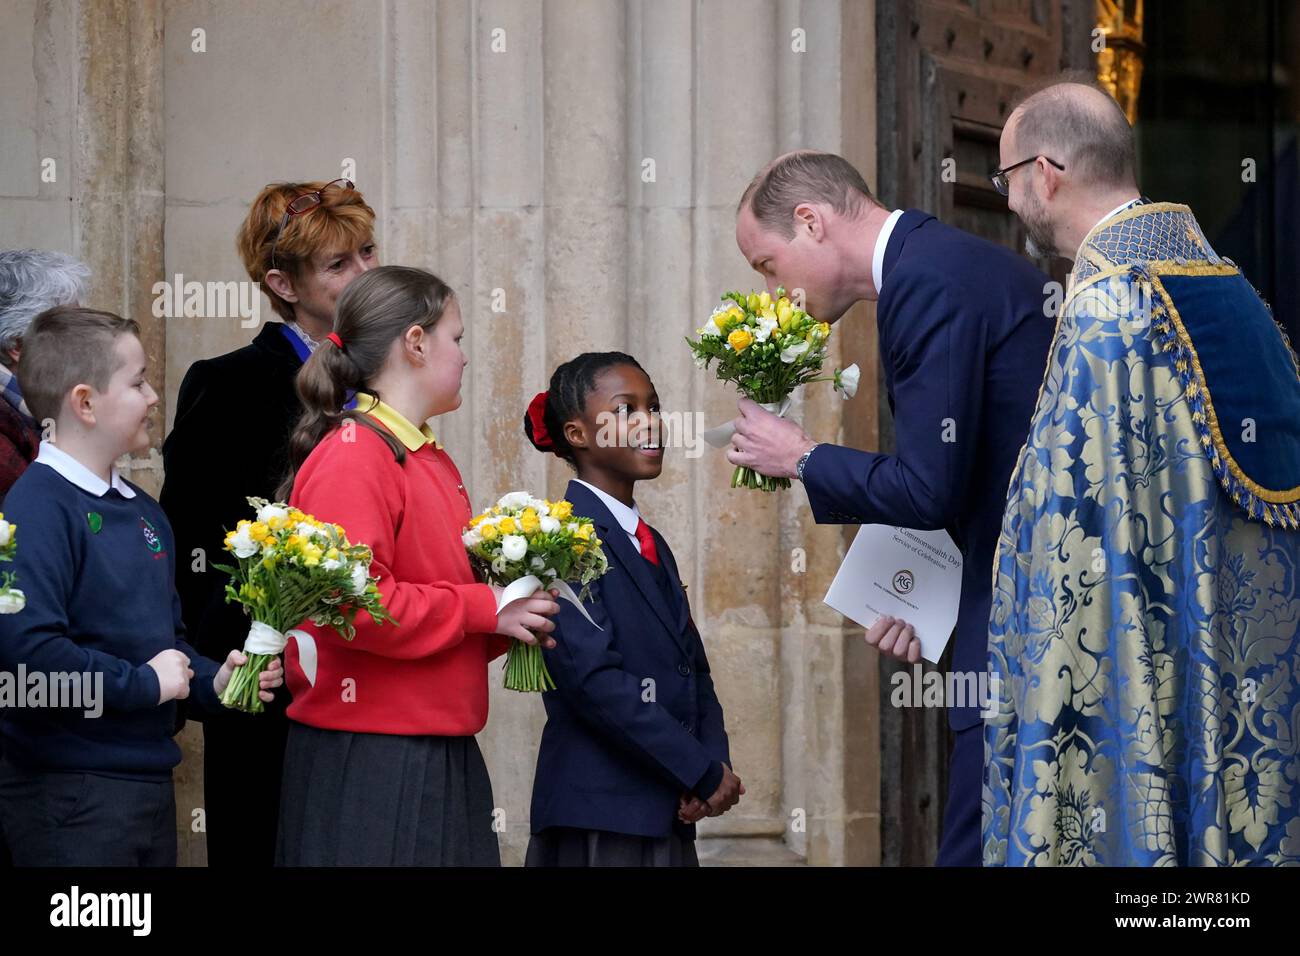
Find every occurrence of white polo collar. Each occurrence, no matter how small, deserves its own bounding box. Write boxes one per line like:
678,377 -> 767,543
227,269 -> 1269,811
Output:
34,441 -> 137,498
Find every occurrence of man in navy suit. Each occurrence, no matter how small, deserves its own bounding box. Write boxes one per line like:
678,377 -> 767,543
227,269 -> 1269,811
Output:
728,150 -> 1053,865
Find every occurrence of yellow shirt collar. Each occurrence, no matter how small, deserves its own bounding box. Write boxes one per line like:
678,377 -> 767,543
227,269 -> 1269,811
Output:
356,392 -> 442,451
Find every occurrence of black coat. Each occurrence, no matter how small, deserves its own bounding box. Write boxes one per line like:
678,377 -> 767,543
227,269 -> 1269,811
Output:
160,322 -> 304,693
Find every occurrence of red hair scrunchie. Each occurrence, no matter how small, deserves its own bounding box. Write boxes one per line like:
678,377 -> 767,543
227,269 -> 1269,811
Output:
326,332 -> 345,350
527,391 -> 554,451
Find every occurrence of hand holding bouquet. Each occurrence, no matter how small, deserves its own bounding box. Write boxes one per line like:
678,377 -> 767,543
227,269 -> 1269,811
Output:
463,492 -> 609,692
0,514 -> 23,614
688,288 -> 858,491
215,497 -> 395,713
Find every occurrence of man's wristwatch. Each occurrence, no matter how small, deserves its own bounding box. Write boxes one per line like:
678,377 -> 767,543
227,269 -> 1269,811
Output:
795,443 -> 820,482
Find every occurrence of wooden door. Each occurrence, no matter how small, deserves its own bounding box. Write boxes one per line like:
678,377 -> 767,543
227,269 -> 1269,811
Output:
873,0 -> 1094,866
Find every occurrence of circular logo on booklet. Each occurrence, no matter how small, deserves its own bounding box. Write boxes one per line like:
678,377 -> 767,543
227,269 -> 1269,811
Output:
892,569 -> 914,595
139,516 -> 162,553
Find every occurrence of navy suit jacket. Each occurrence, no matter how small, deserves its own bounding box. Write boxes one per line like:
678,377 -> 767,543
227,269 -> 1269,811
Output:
529,480 -> 731,839
802,209 -> 1053,730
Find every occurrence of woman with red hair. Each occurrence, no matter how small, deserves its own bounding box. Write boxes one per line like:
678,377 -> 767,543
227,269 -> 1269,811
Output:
160,179 -> 378,867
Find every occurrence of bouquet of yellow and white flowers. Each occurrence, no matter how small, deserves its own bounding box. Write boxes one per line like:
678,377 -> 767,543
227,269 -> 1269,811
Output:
688,287 -> 858,491
463,492 -> 609,692
0,514 -> 23,614
214,497 -> 396,713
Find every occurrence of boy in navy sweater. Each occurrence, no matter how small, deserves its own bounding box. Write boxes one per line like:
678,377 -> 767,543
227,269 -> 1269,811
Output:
0,305 -> 282,866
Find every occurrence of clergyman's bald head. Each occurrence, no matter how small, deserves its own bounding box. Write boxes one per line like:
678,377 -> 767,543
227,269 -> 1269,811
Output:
1008,81 -> 1137,190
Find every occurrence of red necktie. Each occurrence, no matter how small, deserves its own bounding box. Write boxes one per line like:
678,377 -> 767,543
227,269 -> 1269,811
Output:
634,518 -> 660,566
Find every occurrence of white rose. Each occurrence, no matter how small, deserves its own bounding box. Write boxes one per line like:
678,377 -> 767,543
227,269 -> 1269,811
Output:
540,516 -> 560,534
0,520 -> 11,548
229,526 -> 259,559
835,363 -> 861,399
498,491 -> 533,511
501,535 -> 528,562
753,317 -> 778,343
257,503 -> 290,525
349,563 -> 369,595
0,589 -> 24,614
780,339 -> 811,364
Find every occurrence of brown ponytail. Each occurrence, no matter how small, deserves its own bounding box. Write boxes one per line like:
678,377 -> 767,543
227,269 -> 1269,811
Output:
277,265 -> 456,499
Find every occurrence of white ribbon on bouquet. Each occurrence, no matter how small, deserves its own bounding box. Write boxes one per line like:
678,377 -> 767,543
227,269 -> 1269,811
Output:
700,397 -> 794,450
491,576 -> 603,631
243,619 -> 318,686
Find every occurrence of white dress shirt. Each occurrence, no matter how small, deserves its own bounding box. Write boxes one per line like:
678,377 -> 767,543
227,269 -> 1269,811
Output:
871,208 -> 905,295
572,478 -> 645,555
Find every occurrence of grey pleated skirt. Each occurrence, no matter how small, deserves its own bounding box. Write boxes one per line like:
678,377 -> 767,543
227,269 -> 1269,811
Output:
525,826 -> 699,867
276,722 -> 500,867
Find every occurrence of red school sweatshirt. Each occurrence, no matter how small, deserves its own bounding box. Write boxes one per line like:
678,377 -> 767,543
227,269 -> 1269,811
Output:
284,422 -> 509,735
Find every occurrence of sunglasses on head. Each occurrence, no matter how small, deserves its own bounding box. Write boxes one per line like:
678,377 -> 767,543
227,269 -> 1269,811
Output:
269,178 -> 355,270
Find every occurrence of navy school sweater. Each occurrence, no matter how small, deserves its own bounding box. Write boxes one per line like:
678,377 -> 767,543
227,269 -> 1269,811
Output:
0,458 -> 222,779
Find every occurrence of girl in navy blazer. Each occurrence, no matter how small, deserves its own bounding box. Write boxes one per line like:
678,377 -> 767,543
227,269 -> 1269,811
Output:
522,351 -> 741,866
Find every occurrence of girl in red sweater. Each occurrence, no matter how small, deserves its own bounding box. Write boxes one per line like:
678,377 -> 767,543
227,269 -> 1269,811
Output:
275,265 -> 560,866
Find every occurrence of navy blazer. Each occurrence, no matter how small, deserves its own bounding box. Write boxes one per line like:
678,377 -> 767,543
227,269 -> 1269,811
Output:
802,210 -> 1053,730
529,479 -> 731,840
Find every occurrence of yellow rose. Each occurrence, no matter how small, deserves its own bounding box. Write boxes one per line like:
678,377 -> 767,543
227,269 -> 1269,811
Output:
480,523 -> 499,541
520,511 -> 541,535
728,328 -> 753,352
499,516 -> 517,534
575,524 -> 592,541
551,501 -> 573,520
